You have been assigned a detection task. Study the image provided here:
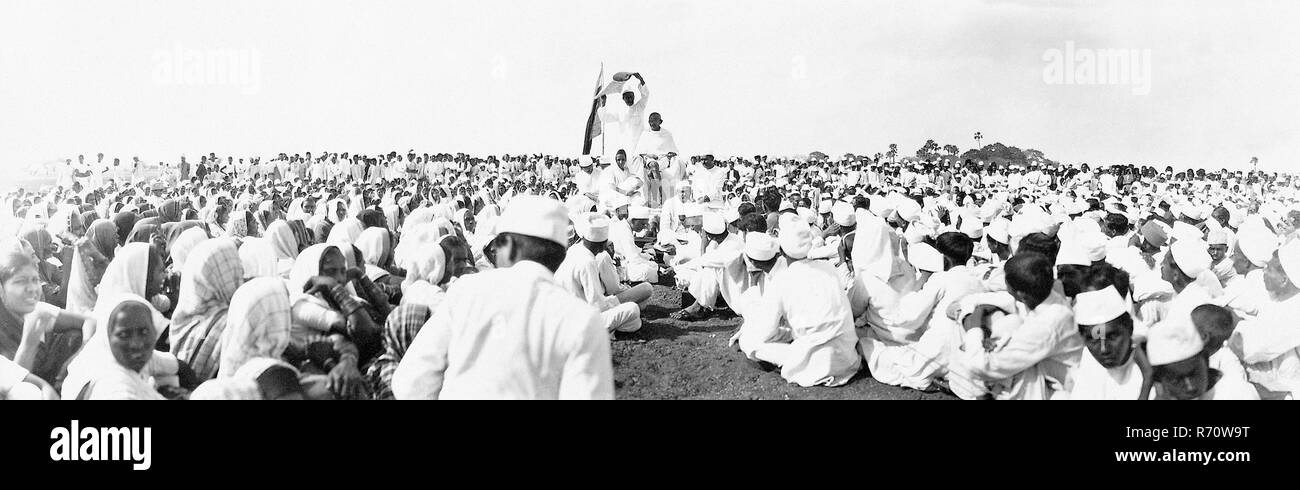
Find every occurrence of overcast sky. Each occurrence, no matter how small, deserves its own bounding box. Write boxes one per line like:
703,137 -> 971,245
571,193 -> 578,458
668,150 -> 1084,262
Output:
2,0 -> 1297,173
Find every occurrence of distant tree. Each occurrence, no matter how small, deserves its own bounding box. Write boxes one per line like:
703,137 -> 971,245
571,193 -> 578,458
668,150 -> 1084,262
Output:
887,144 -> 898,163
916,139 -> 940,160
943,144 -> 959,156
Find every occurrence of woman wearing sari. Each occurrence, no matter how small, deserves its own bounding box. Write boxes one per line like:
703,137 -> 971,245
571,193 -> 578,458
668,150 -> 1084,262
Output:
255,200 -> 281,233
355,227 -> 402,290
1,243 -> 86,392
286,244 -> 378,398
160,220 -> 207,251
380,192 -> 402,234
136,199 -> 182,228
19,224 -> 63,307
168,226 -> 209,273
217,277 -> 290,377
202,203 -> 228,238
358,209 -> 387,230
306,202 -> 334,246
126,221 -> 162,245
263,220 -> 299,276
396,229 -> 448,310
287,219 -> 314,251
225,200 -> 256,239
169,238 -> 244,382
61,294 -> 166,400
65,219 -> 118,315
96,241 -> 187,393
365,303 -> 431,400
286,197 -> 311,222
111,211 -> 139,246
326,217 -> 365,244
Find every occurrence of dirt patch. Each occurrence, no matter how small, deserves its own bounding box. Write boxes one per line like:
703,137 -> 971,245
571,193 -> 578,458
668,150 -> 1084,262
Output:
611,285 -> 956,400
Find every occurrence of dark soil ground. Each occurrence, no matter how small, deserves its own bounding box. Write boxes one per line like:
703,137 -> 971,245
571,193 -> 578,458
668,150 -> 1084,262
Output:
611,284 -> 956,400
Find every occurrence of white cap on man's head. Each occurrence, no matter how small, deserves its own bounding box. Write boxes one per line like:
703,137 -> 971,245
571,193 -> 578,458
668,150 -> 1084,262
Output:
572,212 -> 610,242
1169,238 -> 1211,278
1055,237 -> 1091,267
1146,317 -> 1205,366
907,243 -> 944,273
496,196 -> 570,246
703,213 -> 726,235
1073,286 -> 1128,325
744,232 -> 779,261
832,202 -> 856,227
985,218 -> 1011,245
894,198 -> 922,222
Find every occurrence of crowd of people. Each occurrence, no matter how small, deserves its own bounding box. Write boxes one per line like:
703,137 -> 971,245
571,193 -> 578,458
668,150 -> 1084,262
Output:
3,146 -> 1298,400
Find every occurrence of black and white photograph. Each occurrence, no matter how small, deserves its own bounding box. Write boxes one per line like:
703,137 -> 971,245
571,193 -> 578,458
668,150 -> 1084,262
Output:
2,0 -> 1298,458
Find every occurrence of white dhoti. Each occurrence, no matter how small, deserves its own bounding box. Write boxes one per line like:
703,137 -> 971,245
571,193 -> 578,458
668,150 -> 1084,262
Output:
688,268 -> 722,308
625,257 -> 659,283
602,302 -> 643,333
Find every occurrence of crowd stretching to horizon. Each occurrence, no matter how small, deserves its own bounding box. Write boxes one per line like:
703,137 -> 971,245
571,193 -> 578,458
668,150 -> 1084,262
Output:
2,146 -> 1299,400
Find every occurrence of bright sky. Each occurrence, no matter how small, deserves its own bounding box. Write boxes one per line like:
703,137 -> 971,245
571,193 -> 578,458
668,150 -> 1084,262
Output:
2,0 -> 1297,174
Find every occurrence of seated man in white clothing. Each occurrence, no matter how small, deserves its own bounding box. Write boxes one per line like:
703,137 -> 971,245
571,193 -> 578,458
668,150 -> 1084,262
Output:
605,197 -> 659,284
556,212 -> 642,335
859,233 -> 985,391
735,215 -> 862,387
949,252 -> 1083,400
661,204 -> 705,267
391,196 -> 613,400
1062,284 -> 1153,400
673,212 -> 767,321
672,213 -> 742,311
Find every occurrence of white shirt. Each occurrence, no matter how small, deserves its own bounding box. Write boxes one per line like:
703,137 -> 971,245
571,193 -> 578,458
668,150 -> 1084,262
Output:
572,168 -> 600,198
634,127 -> 678,156
689,165 -> 729,203
555,244 -> 619,311
742,259 -> 862,387
955,290 -> 1084,399
392,261 -> 614,400
1066,351 -> 1145,400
